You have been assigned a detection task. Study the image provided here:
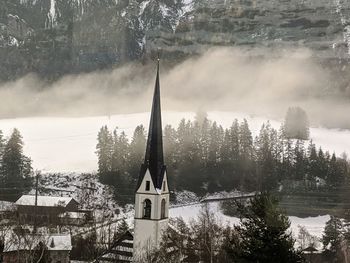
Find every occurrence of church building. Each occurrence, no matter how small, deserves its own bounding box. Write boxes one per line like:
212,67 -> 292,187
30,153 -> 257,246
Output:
133,59 -> 170,260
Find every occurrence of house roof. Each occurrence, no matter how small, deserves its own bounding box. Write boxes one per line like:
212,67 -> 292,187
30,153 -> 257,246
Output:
15,195 -> 78,208
47,234 -> 72,251
4,233 -> 72,252
136,59 -> 166,191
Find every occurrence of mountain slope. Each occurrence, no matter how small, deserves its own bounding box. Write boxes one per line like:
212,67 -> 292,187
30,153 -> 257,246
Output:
0,0 -> 350,81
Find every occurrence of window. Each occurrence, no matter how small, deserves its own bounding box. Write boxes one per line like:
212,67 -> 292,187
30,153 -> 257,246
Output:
143,199 -> 152,219
163,181 -> 166,191
146,181 -> 150,191
161,199 -> 166,219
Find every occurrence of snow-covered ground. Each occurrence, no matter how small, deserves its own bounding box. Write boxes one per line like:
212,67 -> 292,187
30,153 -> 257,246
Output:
0,111 -> 348,172
169,202 -> 330,241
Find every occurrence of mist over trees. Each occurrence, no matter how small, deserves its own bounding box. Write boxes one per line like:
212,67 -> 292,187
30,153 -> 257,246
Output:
96,115 -> 349,204
284,107 -> 310,140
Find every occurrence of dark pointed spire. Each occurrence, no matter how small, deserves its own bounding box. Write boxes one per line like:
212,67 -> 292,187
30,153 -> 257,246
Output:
137,58 -> 166,190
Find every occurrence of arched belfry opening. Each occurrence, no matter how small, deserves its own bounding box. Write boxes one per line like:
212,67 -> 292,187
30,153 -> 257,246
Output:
161,199 -> 166,219
143,199 -> 152,219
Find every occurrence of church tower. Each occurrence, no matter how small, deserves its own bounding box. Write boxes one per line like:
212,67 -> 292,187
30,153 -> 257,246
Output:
133,59 -> 169,259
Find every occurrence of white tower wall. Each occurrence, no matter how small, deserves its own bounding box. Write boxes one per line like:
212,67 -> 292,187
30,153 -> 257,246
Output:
133,169 -> 169,261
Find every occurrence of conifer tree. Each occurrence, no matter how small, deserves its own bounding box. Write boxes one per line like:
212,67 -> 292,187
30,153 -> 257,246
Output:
113,218 -> 130,241
229,192 -> 303,263
1,128 -> 33,200
111,129 -> 129,173
111,129 -> 132,203
327,153 -> 339,187
238,119 -> 254,189
96,126 -> 113,182
293,139 -> 306,181
322,216 -> 344,261
255,123 -> 278,190
307,140 -> 317,181
284,107 -> 310,140
129,125 -> 146,182
229,119 -> 240,164
164,124 -> 178,187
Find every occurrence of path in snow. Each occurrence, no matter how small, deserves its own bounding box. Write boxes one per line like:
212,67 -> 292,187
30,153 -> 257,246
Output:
0,111 -> 348,173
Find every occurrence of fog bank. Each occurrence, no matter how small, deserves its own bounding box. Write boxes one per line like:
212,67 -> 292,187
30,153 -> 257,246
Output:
0,47 -> 349,128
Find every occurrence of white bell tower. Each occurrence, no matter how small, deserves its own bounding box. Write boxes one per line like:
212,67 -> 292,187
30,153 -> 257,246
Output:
133,59 -> 169,260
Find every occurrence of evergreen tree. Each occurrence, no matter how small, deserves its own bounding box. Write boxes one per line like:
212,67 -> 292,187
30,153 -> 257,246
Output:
293,139 -> 306,181
307,140 -> 318,184
96,126 -> 113,183
164,124 -> 178,188
255,123 -> 278,190
327,153 -> 339,187
198,117 -> 210,166
229,119 -> 240,164
284,107 -> 310,140
229,192 -> 303,263
111,129 -> 129,173
0,130 -> 6,158
238,119 -> 255,190
129,125 -> 146,182
207,122 -> 224,191
113,218 -> 130,242
220,128 -> 235,189
322,216 -> 345,262
111,129 -> 132,203
317,148 -> 329,180
1,128 -> 33,201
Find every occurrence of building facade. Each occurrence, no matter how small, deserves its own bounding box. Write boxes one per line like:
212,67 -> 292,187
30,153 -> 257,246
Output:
15,195 -> 79,225
3,233 -> 72,263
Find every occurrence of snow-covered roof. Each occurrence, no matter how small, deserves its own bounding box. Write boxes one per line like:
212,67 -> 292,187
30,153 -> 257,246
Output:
15,195 -> 78,208
4,233 -> 72,252
47,234 -> 72,251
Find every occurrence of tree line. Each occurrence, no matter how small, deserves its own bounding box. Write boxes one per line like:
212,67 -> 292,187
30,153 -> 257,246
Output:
0,128 -> 33,201
96,114 -> 349,203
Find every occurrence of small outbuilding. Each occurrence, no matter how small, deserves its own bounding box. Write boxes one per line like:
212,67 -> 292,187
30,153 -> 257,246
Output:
3,233 -> 72,263
15,195 -> 79,225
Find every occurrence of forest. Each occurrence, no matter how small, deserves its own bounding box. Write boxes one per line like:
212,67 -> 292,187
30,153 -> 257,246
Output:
96,111 -> 350,215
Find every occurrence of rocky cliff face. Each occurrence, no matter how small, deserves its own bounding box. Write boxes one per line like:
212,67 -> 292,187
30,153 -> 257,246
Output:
0,0 -> 349,80
152,0 -> 350,59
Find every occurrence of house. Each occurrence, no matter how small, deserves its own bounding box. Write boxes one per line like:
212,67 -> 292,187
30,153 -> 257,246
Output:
58,212 -> 87,226
302,246 -> 323,263
15,195 -> 79,225
3,233 -> 72,263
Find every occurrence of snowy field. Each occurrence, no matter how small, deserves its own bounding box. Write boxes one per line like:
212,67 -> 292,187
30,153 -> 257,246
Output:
169,202 -> 330,241
0,111 -> 348,173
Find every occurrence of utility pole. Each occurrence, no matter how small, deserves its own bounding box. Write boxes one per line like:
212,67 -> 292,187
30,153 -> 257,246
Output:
33,171 -> 40,234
